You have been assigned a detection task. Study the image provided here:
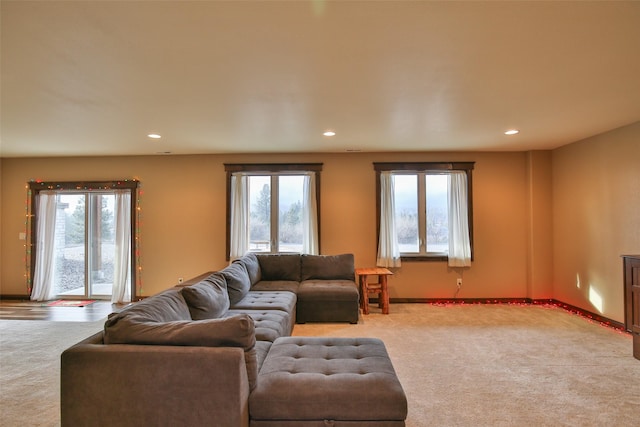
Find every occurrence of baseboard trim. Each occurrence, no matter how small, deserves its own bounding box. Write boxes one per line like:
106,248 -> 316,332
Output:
385,297 -> 626,331
389,297 -> 532,305
0,294 -> 31,300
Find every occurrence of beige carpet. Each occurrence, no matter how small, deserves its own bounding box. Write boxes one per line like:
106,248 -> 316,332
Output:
293,304 -> 640,427
0,319 -> 104,427
1,304 -> 639,426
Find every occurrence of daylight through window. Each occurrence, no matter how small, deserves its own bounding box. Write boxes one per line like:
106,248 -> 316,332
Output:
225,164 -> 322,259
374,162 -> 474,265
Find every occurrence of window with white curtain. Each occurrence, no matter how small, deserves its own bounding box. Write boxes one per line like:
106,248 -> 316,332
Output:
225,164 -> 322,260
28,181 -> 139,303
374,162 -> 474,266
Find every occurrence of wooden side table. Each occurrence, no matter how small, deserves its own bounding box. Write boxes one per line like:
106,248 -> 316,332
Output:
356,267 -> 393,315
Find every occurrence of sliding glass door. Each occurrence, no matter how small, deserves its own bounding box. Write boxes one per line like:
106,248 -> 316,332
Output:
29,180 -> 138,303
52,192 -> 117,299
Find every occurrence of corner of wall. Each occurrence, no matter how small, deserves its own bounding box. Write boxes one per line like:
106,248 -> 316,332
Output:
525,150 -> 553,300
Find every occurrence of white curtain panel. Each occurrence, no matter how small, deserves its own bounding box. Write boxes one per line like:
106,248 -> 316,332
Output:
111,190 -> 132,303
448,171 -> 472,267
377,171 -> 402,267
31,191 -> 58,301
302,173 -> 319,255
229,173 -> 249,260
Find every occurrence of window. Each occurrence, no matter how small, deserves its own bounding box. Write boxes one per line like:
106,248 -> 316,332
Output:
393,173 -> 450,255
374,162 -> 474,265
225,164 -> 322,259
28,181 -> 139,302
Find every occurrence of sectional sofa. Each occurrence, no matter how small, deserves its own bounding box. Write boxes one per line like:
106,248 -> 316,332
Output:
61,253 -> 410,426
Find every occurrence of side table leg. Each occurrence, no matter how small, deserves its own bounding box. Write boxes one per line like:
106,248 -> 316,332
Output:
360,275 -> 370,315
380,274 -> 389,314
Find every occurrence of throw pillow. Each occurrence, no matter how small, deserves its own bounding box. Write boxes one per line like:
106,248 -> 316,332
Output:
180,273 -> 230,320
220,262 -> 252,305
233,252 -> 262,285
104,288 -> 192,324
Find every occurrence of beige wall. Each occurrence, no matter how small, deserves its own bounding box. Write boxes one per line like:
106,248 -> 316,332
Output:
552,121 -> 640,323
1,151 -> 536,300
2,123 -> 638,322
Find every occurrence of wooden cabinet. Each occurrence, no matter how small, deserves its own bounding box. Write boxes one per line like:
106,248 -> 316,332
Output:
622,255 -> 640,360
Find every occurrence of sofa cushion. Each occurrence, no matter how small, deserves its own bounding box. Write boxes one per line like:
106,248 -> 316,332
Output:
250,280 -> 300,294
230,291 -> 297,315
296,280 -> 360,324
298,280 -> 359,301
233,252 -> 262,285
180,273 -> 229,320
103,313 -> 260,390
220,262 -> 252,305
301,253 -> 355,281
227,309 -> 292,342
104,313 -> 253,347
105,288 -> 192,324
257,254 -> 301,281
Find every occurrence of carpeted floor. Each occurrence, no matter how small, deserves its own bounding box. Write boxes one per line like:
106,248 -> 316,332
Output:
1,304 -> 638,426
0,319 -> 104,427
294,304 -> 639,427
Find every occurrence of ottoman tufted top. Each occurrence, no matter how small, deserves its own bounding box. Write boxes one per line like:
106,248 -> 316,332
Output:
249,336 -> 407,423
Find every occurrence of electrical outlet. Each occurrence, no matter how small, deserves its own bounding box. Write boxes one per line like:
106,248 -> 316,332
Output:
178,277 -> 184,284
456,278 -> 462,287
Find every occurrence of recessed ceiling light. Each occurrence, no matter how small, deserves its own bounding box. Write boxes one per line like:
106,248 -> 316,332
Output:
504,129 -> 519,135
323,131 -> 336,137
147,133 -> 162,139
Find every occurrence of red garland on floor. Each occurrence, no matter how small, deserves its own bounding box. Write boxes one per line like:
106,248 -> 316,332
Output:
46,300 -> 96,307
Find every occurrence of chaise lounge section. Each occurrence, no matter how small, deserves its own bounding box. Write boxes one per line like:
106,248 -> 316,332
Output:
236,253 -> 360,324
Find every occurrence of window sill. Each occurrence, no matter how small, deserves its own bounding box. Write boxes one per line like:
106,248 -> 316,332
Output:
400,255 -> 448,262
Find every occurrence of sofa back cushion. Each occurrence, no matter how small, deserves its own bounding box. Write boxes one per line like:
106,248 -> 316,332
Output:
181,273 -> 230,320
301,253 -> 355,281
220,262 -> 252,305
103,313 -> 260,390
233,252 -> 262,285
106,288 -> 192,324
257,254 -> 301,282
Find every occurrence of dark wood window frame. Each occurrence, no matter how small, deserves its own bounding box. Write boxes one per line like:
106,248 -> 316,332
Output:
28,180 -> 140,299
224,163 -> 323,260
373,162 -> 475,262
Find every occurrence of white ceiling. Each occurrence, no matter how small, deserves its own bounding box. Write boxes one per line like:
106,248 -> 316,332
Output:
1,1 -> 639,158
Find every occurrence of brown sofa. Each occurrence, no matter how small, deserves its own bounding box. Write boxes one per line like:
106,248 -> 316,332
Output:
61,253 -> 375,426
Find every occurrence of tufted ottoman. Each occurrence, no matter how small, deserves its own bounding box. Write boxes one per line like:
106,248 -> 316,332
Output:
249,336 -> 407,426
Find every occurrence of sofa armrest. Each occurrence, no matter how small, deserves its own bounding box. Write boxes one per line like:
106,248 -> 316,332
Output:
61,342 -> 250,427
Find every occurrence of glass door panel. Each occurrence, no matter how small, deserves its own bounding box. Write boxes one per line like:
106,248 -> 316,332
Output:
53,194 -> 86,297
89,194 -> 115,297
